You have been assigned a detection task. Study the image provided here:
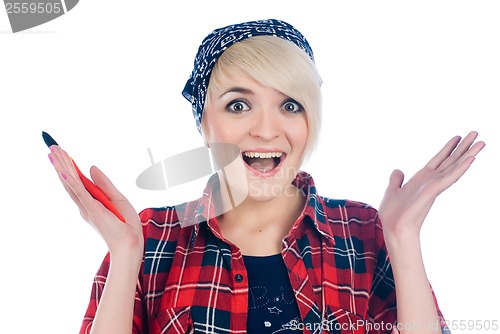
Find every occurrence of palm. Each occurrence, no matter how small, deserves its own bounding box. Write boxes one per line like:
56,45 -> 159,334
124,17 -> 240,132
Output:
379,131 -> 485,238
49,146 -> 144,254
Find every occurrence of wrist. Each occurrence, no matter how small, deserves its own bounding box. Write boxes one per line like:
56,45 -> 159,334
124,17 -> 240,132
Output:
383,228 -> 423,255
109,243 -> 144,268
382,224 -> 421,246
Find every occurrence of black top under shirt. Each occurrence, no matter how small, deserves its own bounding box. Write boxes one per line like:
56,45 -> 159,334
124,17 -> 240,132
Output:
243,253 -> 302,333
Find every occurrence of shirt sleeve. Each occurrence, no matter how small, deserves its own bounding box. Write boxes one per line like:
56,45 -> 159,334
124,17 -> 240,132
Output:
366,215 -> 451,334
79,252 -> 147,334
78,252 -> 147,334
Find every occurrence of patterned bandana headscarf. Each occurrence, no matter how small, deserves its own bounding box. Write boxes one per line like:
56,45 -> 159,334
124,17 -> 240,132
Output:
182,19 -> 315,133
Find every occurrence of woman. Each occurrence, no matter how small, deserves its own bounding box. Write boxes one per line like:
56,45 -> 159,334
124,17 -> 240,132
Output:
48,19 -> 484,334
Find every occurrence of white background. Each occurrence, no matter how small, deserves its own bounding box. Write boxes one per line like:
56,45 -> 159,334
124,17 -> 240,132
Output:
1,1 -> 499,333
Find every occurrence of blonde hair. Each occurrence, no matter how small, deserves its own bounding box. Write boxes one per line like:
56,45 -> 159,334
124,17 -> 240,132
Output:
204,35 -> 323,163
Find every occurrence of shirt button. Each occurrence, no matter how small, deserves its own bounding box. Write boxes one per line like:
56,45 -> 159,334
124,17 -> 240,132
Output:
234,274 -> 244,283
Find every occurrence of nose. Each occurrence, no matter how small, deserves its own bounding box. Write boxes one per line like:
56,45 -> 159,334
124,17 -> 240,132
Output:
249,109 -> 282,141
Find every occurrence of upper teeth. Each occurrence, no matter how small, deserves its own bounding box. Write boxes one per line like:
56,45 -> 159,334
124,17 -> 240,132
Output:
243,152 -> 283,158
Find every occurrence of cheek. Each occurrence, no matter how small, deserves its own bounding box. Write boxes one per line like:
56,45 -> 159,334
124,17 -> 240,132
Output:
202,111 -> 221,143
289,121 -> 308,151
204,117 -> 242,144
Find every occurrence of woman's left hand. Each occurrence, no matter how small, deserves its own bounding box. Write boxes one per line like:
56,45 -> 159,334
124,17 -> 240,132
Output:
378,131 -> 485,240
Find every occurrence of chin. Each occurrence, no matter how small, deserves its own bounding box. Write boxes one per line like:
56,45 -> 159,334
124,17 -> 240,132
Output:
245,173 -> 300,202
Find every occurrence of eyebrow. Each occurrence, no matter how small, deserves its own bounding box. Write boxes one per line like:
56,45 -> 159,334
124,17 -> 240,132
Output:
217,87 -> 254,100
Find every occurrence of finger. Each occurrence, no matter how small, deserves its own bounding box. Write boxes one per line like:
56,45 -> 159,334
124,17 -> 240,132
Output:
49,148 -> 79,194
445,134 -> 485,177
48,151 -> 89,217
50,145 -> 79,180
436,131 -> 479,172
425,135 -> 462,170
436,155 -> 476,192
59,165 -> 109,218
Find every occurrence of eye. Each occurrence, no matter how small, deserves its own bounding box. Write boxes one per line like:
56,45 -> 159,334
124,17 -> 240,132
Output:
226,99 -> 251,113
282,99 -> 303,114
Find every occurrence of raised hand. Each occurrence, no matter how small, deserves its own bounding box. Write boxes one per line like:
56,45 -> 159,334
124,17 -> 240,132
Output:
48,145 -> 144,260
378,131 -> 485,239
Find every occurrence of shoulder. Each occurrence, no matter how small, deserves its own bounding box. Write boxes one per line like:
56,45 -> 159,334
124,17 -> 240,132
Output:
321,196 -> 380,224
317,196 -> 384,246
139,205 -> 180,225
297,171 -> 379,223
138,205 -> 186,242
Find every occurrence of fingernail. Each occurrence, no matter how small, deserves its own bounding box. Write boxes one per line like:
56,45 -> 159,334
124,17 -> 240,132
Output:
61,172 -> 67,180
50,146 -> 54,153
48,154 -> 53,163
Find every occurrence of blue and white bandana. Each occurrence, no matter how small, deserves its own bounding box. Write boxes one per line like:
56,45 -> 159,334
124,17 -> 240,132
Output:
182,19 -> 315,133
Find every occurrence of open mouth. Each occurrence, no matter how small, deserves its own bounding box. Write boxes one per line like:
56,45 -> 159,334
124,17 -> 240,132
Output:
242,151 -> 285,173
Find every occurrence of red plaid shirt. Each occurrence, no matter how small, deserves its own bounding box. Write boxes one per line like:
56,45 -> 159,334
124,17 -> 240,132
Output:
80,171 -> 448,334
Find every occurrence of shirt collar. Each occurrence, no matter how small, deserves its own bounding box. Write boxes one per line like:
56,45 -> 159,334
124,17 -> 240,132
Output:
183,171 -> 335,247
290,171 -> 335,244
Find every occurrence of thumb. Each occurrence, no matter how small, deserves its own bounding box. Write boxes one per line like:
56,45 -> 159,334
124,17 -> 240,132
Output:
90,166 -> 138,220
386,169 -> 404,191
89,165 -> 124,201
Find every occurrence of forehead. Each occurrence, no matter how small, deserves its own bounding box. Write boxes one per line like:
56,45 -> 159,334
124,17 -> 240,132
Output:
209,70 -> 289,100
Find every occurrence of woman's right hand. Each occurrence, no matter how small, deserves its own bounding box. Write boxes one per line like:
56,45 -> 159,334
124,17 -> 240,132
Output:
48,145 -> 144,262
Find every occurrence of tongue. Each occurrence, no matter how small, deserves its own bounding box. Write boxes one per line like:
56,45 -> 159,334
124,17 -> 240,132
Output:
247,158 -> 275,172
